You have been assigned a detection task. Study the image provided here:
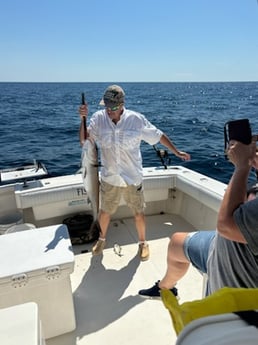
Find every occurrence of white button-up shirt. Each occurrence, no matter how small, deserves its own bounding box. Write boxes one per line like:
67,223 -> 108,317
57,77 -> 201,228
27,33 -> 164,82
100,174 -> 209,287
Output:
88,107 -> 162,186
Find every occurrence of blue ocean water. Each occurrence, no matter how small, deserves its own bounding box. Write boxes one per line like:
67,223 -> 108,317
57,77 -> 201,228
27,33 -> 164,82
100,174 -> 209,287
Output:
0,82 -> 258,185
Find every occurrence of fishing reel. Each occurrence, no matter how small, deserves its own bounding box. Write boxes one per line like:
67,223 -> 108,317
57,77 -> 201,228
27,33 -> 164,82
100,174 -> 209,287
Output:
153,145 -> 171,169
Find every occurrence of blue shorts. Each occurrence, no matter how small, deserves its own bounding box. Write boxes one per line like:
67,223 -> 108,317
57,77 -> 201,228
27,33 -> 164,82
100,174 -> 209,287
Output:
183,231 -> 216,273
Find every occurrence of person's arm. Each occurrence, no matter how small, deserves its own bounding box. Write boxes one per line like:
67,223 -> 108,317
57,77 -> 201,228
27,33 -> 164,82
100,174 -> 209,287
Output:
217,138 -> 257,242
78,104 -> 88,146
159,133 -> 191,161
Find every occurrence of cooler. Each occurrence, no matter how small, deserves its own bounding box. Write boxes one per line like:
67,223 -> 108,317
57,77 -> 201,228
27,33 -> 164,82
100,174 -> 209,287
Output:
0,224 -> 75,339
0,302 -> 45,345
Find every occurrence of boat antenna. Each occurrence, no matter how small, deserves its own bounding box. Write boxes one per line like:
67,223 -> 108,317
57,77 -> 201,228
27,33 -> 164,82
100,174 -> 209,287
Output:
153,145 -> 171,169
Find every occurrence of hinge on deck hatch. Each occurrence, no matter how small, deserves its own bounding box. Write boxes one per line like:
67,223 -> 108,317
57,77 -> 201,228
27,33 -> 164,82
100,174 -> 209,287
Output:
11,273 -> 28,288
168,188 -> 177,199
45,266 -> 61,280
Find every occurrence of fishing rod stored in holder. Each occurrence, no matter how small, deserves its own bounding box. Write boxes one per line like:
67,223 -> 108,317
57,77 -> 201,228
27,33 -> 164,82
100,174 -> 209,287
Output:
153,145 -> 171,169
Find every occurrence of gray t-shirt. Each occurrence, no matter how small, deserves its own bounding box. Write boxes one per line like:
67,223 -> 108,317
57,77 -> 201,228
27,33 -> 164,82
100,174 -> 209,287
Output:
207,198 -> 258,295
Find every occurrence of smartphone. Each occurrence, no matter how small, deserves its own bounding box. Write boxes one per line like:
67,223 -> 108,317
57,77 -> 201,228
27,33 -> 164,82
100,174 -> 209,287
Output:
224,119 -> 252,145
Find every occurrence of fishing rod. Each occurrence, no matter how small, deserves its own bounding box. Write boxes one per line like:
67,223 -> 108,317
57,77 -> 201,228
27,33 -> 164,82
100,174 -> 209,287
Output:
81,93 -> 87,140
153,145 -> 171,169
80,93 -> 102,168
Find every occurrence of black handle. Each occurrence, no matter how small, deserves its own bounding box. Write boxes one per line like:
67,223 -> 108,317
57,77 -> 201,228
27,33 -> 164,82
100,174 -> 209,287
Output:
81,92 -> 85,105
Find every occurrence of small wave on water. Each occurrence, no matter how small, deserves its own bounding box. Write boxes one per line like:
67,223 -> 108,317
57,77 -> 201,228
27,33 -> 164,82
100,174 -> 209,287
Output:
0,82 -> 258,185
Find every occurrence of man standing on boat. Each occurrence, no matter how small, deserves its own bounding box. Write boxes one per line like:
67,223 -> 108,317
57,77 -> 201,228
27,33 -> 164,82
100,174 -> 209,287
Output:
79,85 -> 191,260
139,135 -> 258,296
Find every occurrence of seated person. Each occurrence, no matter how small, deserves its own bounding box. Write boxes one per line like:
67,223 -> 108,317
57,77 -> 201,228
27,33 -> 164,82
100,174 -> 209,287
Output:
139,136 -> 258,298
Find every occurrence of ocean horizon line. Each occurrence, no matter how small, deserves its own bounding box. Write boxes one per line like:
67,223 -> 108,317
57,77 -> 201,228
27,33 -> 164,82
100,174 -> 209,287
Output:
0,80 -> 258,84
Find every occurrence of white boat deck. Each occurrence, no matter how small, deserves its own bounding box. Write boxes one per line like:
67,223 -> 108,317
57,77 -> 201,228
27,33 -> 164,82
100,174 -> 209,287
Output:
47,213 -> 204,345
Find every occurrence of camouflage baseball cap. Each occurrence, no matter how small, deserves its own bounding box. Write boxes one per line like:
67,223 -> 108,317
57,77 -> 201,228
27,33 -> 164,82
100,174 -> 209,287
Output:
99,85 -> 125,108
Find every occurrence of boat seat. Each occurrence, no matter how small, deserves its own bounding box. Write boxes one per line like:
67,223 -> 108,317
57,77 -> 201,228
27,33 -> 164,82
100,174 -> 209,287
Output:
162,287 -> 258,344
176,312 -> 258,345
0,302 -> 46,345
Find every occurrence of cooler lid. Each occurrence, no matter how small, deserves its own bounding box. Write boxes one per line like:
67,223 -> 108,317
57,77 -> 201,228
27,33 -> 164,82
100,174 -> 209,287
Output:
0,224 -> 74,279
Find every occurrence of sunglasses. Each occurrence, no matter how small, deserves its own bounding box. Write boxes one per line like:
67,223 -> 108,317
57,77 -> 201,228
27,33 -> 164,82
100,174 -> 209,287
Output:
106,104 -> 121,112
247,186 -> 258,198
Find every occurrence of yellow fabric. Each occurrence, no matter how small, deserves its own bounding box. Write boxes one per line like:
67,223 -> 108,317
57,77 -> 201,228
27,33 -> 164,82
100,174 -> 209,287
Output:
161,287 -> 258,335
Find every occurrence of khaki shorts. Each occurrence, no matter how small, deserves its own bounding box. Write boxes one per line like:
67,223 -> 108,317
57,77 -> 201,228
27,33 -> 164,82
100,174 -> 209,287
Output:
100,180 -> 145,215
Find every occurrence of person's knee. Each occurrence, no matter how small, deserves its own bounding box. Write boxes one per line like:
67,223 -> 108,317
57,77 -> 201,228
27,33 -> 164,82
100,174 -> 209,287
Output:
168,232 -> 189,260
170,232 -> 188,245
99,209 -> 110,217
134,212 -> 145,221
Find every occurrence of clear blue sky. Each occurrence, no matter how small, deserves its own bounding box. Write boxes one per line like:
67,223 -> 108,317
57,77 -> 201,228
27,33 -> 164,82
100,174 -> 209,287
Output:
1,0 -> 258,82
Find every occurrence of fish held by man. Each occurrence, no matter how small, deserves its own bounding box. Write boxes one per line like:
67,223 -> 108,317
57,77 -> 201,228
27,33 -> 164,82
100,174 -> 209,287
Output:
81,137 -> 100,222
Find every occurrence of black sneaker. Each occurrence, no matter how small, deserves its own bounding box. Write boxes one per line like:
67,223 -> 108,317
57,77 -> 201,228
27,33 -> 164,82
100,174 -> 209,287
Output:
138,280 -> 178,299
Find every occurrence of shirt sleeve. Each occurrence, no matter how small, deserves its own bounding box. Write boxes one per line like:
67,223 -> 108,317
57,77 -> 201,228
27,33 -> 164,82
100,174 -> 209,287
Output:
87,112 -> 99,140
141,115 -> 163,145
233,198 -> 258,255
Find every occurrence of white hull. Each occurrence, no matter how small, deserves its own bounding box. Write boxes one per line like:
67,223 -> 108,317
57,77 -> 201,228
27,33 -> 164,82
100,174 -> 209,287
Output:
0,166 -> 225,229
0,165 -> 227,344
